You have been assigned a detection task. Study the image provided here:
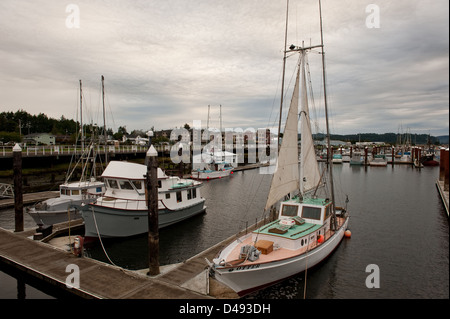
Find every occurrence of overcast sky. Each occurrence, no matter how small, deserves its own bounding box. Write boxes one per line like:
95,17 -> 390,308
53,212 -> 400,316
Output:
0,0 -> 448,137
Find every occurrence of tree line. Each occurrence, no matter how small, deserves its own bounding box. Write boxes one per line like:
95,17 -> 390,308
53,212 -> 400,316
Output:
1,109 -> 444,146
0,109 -> 127,144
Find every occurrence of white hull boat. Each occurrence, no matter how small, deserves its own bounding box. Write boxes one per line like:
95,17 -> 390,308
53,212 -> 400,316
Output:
80,161 -> 206,238
27,181 -> 104,225
191,164 -> 234,180
208,3 -> 350,296
210,209 -> 348,295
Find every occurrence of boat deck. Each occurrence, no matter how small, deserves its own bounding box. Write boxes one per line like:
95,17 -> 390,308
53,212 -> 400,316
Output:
223,216 -> 346,267
255,219 -> 322,240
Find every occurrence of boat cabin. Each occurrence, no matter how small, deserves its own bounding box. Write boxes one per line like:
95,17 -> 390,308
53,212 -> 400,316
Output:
278,197 -> 332,226
59,181 -> 105,200
251,197 -> 332,251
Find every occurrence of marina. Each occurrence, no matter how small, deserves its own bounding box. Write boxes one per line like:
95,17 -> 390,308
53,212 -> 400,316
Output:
0,161 -> 448,299
0,0 -> 448,303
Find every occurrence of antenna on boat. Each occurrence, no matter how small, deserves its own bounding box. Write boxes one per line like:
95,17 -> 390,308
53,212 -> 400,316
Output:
102,75 -> 108,164
318,0 -> 337,231
79,79 -> 84,173
278,0 -> 289,150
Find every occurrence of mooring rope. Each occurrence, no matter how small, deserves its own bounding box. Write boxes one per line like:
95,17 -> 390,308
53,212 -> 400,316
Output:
90,206 -> 117,266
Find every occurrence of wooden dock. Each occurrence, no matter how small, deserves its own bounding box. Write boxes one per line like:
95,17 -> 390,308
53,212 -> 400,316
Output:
0,222 -> 246,299
0,191 -> 59,209
436,180 -> 449,216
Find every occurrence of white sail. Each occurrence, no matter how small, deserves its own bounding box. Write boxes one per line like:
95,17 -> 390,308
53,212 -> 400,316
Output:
265,65 -> 301,211
299,52 -> 321,195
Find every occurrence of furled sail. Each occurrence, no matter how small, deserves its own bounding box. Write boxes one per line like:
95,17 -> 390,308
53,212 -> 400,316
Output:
265,65 -> 301,211
299,52 -> 321,195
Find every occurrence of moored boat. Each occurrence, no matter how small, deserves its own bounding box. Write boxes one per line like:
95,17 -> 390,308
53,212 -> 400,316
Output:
79,160 -> 206,238
191,104 -> 237,180
27,180 -> 105,225
332,154 -> 343,164
349,151 -> 363,165
369,154 -> 387,166
26,79 -> 106,225
208,4 -> 350,296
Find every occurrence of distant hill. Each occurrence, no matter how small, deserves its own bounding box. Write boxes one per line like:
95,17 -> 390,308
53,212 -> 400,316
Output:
437,135 -> 449,144
310,133 -> 448,145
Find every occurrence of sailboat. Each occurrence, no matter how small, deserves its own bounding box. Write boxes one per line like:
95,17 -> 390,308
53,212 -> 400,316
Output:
207,1 -> 350,296
191,105 -> 237,180
27,79 -> 106,225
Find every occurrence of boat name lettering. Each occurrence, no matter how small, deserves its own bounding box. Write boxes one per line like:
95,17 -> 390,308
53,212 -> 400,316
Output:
228,264 -> 260,272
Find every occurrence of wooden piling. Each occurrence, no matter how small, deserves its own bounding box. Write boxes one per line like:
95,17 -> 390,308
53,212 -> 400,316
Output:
391,146 -> 395,166
439,148 -> 446,182
364,147 -> 368,166
441,148 -> 449,191
13,144 -> 23,233
146,145 -> 160,276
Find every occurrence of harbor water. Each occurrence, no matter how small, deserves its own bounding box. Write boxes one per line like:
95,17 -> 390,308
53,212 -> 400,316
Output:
0,164 -> 448,299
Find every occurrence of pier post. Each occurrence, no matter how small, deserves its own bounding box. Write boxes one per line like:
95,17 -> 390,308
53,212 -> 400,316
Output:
146,145 -> 160,276
439,148 -> 446,182
364,147 -> 368,166
441,149 -> 449,191
391,146 -> 395,166
13,144 -> 23,232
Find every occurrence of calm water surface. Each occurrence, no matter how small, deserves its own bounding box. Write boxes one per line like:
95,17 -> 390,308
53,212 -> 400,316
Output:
1,164 -> 448,299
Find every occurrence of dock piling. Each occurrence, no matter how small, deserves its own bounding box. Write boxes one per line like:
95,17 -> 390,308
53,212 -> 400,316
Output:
13,144 -> 23,233
146,145 -> 160,276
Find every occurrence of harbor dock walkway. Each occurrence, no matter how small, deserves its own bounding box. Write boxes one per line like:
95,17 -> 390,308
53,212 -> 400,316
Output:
0,191 -> 59,209
436,180 -> 449,216
0,222 -> 246,299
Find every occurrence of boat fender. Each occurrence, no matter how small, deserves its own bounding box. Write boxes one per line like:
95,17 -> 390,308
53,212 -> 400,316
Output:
317,235 -> 324,243
73,236 -> 84,257
344,230 -> 351,238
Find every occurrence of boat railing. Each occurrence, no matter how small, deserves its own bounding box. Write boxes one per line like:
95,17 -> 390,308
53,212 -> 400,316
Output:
94,196 -> 172,211
95,196 -> 147,211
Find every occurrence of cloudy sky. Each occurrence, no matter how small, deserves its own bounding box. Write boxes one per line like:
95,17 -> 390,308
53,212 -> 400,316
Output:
0,0 -> 448,137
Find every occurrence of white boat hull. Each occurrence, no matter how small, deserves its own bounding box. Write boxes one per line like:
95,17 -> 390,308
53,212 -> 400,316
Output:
211,217 -> 349,296
27,206 -> 82,225
81,200 -> 206,238
191,168 -> 233,180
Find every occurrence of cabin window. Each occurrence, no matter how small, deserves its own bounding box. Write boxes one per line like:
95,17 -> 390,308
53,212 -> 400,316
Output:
158,180 -> 162,188
192,188 -> 197,198
131,180 -> 142,190
60,189 -> 67,195
281,204 -> 298,217
165,193 -> 170,199
119,180 -> 134,190
301,206 -> 321,220
72,189 -> 80,195
108,179 -> 119,189
187,189 -> 192,200
176,191 -> 182,203
325,205 -> 331,219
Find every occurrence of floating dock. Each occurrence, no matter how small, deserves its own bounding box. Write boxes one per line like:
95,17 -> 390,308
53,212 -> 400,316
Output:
0,219 -> 266,299
436,180 -> 449,216
0,190 -> 59,209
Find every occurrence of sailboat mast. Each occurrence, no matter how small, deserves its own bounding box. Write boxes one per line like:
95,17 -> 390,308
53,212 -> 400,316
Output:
102,75 -> 108,164
278,0 -> 289,149
79,79 -> 84,172
219,104 -> 222,151
319,0 -> 337,230
206,105 -> 210,133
